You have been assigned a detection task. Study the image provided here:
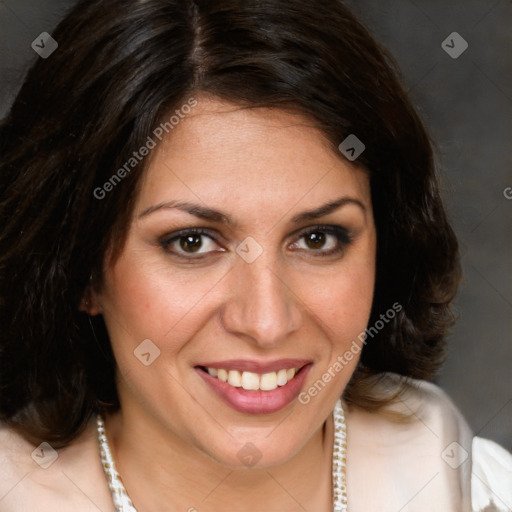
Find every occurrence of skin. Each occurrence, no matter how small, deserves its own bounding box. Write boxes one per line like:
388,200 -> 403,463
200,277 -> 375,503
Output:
89,95 -> 377,511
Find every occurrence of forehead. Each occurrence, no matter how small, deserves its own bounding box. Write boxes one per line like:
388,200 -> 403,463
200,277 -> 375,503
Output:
135,96 -> 371,220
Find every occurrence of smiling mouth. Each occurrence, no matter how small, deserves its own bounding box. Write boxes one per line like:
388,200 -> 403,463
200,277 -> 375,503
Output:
195,362 -> 312,414
197,365 -> 307,392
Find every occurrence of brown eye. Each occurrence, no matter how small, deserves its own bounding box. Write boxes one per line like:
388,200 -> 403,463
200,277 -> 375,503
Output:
289,225 -> 353,257
160,228 -> 224,259
179,234 -> 203,252
304,231 -> 326,249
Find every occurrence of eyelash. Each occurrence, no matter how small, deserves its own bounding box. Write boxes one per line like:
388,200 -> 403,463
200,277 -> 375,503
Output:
159,225 -> 353,260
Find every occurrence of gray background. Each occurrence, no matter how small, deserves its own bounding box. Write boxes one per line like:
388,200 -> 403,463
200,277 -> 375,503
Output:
1,0 -> 511,449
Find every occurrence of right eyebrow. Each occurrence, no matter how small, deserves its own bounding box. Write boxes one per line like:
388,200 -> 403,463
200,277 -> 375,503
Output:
138,200 -> 234,226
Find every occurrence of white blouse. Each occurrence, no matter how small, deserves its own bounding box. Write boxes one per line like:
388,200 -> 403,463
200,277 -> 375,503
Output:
0,375 -> 510,511
472,437 -> 512,511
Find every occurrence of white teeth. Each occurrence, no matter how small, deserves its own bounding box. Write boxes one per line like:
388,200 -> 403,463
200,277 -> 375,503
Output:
241,371 -> 260,390
286,368 -> 296,380
260,372 -> 278,391
206,366 -> 300,391
276,369 -> 288,386
227,370 -> 242,387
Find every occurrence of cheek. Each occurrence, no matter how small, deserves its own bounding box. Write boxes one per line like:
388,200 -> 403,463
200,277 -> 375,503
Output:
303,247 -> 376,348
98,252 -> 229,414
101,250 -> 228,364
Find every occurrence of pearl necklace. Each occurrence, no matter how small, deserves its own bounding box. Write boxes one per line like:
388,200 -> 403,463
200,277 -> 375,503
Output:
97,399 -> 348,511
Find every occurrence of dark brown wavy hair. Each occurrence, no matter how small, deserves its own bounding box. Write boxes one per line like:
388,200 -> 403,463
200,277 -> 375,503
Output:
0,0 -> 460,448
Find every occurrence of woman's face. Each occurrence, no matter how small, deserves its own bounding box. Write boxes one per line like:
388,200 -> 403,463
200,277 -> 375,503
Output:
95,95 -> 376,468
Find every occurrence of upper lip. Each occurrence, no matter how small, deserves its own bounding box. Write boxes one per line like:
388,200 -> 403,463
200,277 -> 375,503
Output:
196,358 -> 311,374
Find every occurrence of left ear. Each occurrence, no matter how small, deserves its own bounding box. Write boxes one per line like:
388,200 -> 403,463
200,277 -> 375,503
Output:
79,285 -> 103,316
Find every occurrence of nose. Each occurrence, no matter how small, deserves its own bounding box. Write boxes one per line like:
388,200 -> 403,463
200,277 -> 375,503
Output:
220,251 -> 302,349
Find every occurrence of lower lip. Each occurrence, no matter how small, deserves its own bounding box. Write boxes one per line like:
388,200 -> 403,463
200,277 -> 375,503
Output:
196,365 -> 312,414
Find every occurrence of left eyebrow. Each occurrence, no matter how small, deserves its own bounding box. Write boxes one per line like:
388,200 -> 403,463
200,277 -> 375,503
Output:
290,196 -> 366,223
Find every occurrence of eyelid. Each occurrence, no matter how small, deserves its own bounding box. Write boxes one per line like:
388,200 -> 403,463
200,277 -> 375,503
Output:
297,223 -> 350,236
159,227 -> 221,245
289,224 -> 352,244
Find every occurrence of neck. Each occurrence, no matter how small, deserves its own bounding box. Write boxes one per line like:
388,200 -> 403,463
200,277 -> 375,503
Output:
104,406 -> 334,512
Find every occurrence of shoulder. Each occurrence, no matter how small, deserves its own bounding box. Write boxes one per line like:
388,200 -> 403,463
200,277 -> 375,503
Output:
346,373 -> 512,511
0,418 -> 113,512
348,372 -> 473,437
345,373 -> 473,510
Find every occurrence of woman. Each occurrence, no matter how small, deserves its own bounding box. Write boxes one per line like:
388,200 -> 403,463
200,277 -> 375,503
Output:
0,0 -> 510,510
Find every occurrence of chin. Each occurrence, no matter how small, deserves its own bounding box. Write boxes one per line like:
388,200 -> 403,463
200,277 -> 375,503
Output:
196,428 -> 309,471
